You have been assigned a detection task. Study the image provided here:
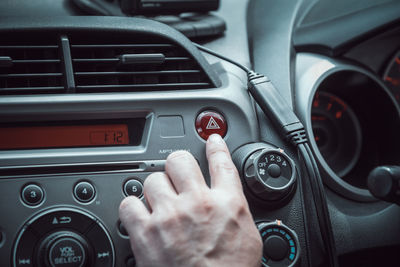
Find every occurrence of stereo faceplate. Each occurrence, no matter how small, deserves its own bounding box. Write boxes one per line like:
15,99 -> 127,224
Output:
0,169 -> 161,267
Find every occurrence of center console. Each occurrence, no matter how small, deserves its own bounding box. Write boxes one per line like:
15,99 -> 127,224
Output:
0,16 -> 307,267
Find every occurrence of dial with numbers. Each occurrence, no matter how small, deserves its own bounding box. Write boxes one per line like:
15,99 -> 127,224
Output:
242,148 -> 297,202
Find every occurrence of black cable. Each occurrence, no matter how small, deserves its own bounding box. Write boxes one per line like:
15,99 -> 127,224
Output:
193,43 -> 252,73
195,43 -> 339,267
298,143 -> 338,267
295,152 -> 314,267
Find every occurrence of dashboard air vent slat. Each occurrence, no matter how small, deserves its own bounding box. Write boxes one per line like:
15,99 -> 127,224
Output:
75,70 -> 201,76
0,43 -> 63,95
70,40 -> 212,93
0,86 -> 64,93
76,82 -> 211,91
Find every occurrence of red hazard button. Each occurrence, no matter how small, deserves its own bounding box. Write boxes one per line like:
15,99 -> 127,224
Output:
195,110 -> 227,140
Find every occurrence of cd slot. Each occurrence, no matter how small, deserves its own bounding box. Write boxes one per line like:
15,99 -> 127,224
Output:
0,160 -> 165,177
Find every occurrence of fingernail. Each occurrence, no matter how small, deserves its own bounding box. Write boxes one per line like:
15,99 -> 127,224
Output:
208,134 -> 224,144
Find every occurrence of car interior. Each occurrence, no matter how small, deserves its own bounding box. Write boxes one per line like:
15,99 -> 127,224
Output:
0,0 -> 400,266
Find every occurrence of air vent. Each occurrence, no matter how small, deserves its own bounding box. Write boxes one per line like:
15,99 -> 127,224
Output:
0,39 -> 63,95
70,39 -> 213,93
0,17 -> 221,95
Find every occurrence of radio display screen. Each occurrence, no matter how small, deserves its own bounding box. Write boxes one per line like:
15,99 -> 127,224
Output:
0,119 -> 145,150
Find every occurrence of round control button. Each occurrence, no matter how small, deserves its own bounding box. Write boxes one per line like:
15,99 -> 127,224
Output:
14,228 -> 38,267
123,180 -> 143,198
126,256 -> 136,267
85,222 -> 114,267
257,220 -> 300,267
30,210 -> 95,236
118,221 -> 128,237
13,208 -> 114,267
195,110 -> 227,140
264,235 -> 289,261
21,184 -> 44,206
267,164 -> 281,178
48,237 -> 86,267
74,182 -> 95,203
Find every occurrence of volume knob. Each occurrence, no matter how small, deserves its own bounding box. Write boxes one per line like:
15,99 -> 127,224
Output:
38,231 -> 89,267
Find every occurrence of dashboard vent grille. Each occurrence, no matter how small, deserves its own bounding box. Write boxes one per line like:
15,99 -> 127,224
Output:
0,40 -> 63,95
70,40 -> 212,93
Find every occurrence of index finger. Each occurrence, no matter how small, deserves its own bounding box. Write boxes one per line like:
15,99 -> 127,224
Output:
206,134 -> 243,192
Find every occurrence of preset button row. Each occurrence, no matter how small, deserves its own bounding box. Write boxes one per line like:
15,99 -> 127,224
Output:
21,178 -> 144,206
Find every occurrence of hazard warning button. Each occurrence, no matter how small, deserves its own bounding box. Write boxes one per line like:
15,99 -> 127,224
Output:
195,110 -> 227,140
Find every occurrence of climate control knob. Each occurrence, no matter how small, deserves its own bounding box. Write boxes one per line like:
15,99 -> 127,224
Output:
232,143 -> 297,203
258,220 -> 300,267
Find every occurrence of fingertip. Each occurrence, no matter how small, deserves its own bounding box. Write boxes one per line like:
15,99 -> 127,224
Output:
207,134 -> 225,145
166,150 -> 194,164
119,196 -> 149,227
206,134 -> 230,159
119,196 -> 135,219
165,150 -> 206,193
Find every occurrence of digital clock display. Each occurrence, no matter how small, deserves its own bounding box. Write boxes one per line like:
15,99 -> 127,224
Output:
0,124 -> 130,150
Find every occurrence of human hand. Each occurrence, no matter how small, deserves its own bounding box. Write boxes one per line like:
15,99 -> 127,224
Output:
119,134 -> 263,267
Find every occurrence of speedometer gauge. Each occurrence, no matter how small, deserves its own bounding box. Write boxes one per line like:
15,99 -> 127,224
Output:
383,51 -> 400,102
311,92 -> 362,177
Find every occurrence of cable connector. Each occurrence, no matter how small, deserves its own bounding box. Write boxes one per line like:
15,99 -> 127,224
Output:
287,129 -> 308,146
247,71 -> 305,144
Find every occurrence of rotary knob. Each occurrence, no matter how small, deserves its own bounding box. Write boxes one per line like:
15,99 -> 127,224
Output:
13,207 -> 115,267
258,220 -> 300,267
232,143 -> 297,203
243,148 -> 296,202
38,231 -> 89,267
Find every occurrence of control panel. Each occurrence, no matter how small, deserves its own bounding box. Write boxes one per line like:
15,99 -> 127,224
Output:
257,220 -> 300,267
0,78 -> 303,266
0,169 -> 158,267
14,208 -> 114,267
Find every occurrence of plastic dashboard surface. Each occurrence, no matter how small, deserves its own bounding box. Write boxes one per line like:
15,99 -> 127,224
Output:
0,0 -> 400,267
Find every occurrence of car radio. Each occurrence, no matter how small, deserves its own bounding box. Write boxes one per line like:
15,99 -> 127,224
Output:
0,84 -> 261,267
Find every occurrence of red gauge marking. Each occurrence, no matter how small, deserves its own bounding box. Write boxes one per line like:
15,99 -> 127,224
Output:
385,76 -> 400,86
336,111 -> 343,119
395,57 -> 400,65
326,103 -> 332,111
331,96 -> 347,111
312,116 -> 326,121
315,136 -> 320,142
313,100 -> 319,108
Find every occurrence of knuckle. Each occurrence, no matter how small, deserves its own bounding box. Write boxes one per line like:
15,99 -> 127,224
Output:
207,145 -> 227,158
213,159 -> 238,175
143,220 -> 158,235
155,210 -> 182,228
224,194 -> 248,215
193,196 -> 214,215
143,172 -> 164,188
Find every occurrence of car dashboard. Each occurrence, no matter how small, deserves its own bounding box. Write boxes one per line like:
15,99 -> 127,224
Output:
0,0 -> 400,267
